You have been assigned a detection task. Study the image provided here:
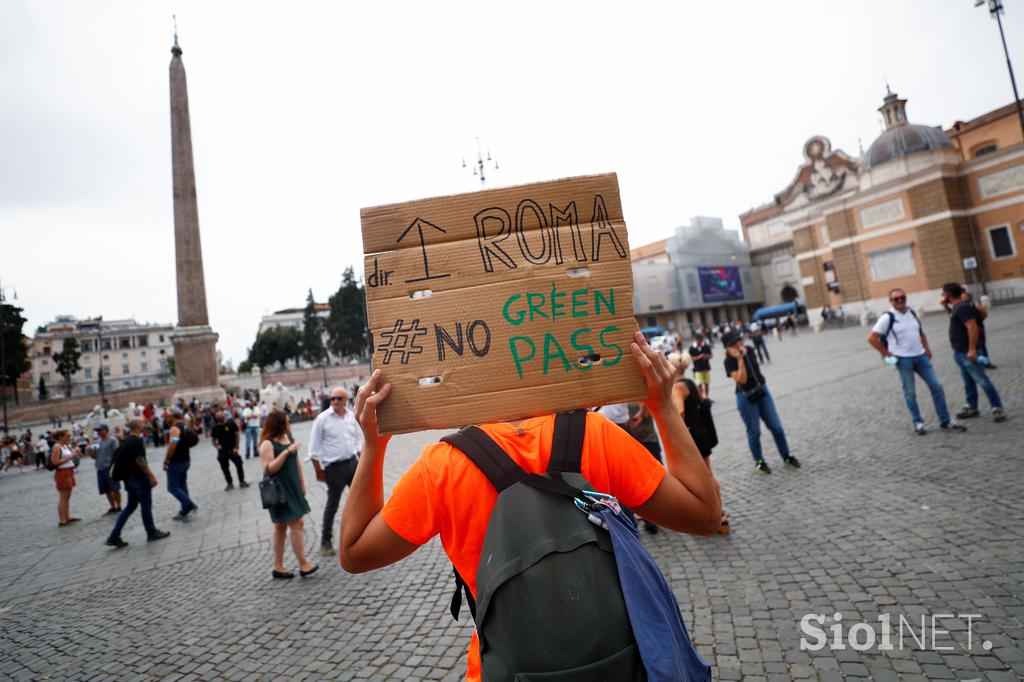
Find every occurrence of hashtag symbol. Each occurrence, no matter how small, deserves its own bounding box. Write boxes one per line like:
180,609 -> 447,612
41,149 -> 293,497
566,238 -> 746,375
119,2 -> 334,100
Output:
376,319 -> 428,365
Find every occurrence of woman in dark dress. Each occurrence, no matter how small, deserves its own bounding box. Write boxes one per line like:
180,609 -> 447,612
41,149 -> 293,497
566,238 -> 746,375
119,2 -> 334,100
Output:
669,352 -> 728,534
258,410 -> 317,579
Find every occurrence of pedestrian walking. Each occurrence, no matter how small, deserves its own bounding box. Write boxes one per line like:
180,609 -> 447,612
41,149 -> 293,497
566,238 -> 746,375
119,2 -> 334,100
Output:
88,423 -> 123,514
211,410 -> 248,490
867,288 -> 966,435
35,434 -> 49,470
259,410 -> 317,579
337,335 -> 720,681
722,329 -> 800,474
309,387 -> 362,556
105,418 -> 170,548
941,283 -> 1007,422
748,321 -> 770,364
51,429 -> 81,526
3,436 -> 24,472
688,333 -> 713,400
242,401 -> 260,459
163,411 -> 199,520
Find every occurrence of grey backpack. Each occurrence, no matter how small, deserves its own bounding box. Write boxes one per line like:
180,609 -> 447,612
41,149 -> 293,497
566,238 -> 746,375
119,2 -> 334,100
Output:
442,410 -> 644,681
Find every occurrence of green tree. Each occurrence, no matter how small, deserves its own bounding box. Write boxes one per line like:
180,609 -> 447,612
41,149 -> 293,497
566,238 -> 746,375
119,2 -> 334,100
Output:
165,356 -> 176,377
54,337 -> 82,397
38,376 -> 48,401
326,267 -> 368,360
0,304 -> 30,406
301,288 -> 327,368
237,359 -> 254,375
249,326 -> 303,370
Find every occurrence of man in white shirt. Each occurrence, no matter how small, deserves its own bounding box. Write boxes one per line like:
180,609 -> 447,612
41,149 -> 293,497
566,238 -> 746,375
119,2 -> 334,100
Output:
867,288 -> 966,435
308,386 -> 363,555
241,402 -> 260,459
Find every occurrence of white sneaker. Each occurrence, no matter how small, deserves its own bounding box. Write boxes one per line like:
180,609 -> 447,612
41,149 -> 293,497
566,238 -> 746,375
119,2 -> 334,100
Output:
940,420 -> 967,432
913,422 -> 927,435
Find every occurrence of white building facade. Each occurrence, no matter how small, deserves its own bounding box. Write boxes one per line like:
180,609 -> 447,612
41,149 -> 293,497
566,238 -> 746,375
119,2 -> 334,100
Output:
32,316 -> 176,398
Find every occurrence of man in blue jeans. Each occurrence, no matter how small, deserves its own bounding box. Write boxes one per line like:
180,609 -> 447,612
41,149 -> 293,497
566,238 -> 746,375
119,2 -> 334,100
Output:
867,288 -> 967,435
105,418 -> 170,548
162,410 -> 199,521
941,283 -> 1007,423
722,330 -> 800,474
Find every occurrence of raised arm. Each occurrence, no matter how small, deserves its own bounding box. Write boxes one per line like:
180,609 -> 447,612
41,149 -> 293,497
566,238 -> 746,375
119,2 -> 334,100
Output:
630,332 -> 720,535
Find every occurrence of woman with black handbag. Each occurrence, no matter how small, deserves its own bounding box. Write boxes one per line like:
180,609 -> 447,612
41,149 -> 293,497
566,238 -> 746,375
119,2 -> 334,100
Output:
722,330 -> 801,475
258,410 -> 318,579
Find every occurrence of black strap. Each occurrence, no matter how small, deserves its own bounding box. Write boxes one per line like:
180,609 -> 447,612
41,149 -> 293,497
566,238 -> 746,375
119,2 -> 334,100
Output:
441,426 -> 525,492
548,410 -> 587,474
450,566 -> 476,622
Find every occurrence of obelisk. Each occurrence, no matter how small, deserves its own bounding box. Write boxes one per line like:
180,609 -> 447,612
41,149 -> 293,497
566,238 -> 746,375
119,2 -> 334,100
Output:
169,31 -> 226,405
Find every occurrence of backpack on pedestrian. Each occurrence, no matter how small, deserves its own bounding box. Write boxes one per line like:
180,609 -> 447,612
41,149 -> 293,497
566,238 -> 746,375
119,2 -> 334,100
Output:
879,309 -> 921,353
442,410 -> 710,682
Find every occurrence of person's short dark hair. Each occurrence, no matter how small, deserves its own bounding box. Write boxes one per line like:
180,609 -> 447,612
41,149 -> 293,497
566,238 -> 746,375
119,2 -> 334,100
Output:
888,288 -> 906,299
942,282 -> 964,298
721,330 -> 743,347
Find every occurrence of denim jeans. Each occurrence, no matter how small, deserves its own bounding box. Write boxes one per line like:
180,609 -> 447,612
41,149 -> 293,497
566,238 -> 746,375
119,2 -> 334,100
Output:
952,352 -> 1003,409
166,459 -> 196,515
109,477 -> 157,539
735,387 -> 790,462
895,354 -> 950,424
244,427 -> 259,458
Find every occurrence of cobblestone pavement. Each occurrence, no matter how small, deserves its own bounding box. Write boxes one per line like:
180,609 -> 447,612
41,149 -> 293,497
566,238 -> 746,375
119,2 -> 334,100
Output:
1,304 -> 1022,681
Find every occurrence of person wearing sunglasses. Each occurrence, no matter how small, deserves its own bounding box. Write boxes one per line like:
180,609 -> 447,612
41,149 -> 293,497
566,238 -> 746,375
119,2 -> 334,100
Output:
868,288 -> 966,435
308,386 -> 363,556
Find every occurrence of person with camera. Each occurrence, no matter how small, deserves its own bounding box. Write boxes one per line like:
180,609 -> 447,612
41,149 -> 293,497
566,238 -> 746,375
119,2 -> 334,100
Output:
722,330 -> 800,474
88,423 -> 123,514
105,418 -> 171,548
258,409 -> 317,579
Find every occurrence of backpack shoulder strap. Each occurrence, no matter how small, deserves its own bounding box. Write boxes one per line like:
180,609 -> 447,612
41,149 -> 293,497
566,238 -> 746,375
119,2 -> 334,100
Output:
548,410 -> 587,474
441,426 -> 524,492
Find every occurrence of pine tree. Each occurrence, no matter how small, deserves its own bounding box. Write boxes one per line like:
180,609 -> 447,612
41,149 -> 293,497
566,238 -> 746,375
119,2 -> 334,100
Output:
54,337 -> 82,397
326,267 -> 368,360
301,288 -> 327,368
38,376 -> 48,401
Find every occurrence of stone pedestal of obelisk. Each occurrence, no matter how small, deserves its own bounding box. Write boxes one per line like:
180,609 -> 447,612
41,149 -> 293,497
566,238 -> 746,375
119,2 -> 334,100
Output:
169,35 -> 226,405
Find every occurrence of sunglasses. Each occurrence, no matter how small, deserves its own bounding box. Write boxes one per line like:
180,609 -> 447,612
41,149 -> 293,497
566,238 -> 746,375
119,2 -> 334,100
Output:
330,397 -> 346,402
891,296 -> 906,303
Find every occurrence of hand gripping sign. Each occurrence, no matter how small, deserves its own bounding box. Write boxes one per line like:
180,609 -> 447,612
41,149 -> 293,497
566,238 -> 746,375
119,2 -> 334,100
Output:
360,173 -> 646,434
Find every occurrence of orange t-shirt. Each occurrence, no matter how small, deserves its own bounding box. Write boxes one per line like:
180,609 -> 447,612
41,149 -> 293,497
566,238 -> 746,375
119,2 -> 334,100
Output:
381,412 -> 666,682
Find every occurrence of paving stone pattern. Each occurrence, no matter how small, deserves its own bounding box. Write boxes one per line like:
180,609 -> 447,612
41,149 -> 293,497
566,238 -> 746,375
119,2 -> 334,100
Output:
1,304 -> 1022,681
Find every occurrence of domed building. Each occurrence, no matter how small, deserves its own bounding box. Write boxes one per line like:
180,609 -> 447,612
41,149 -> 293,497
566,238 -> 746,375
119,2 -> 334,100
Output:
741,89 -> 1024,318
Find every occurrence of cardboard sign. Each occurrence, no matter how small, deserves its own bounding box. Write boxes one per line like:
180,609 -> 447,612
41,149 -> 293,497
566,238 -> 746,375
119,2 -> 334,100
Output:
360,173 -> 646,434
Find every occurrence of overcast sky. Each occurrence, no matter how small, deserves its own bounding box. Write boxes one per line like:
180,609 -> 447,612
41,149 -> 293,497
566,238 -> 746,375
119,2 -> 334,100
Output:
3,0 -> 1023,365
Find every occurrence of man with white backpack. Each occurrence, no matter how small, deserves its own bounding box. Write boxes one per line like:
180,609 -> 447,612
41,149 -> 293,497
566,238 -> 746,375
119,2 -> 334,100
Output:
867,288 -> 966,435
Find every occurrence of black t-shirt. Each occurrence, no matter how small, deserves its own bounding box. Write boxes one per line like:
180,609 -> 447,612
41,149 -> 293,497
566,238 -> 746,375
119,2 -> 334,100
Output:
118,434 -> 148,480
211,420 -> 239,451
723,346 -> 766,394
688,343 -> 712,372
169,427 -> 199,463
949,301 -> 980,354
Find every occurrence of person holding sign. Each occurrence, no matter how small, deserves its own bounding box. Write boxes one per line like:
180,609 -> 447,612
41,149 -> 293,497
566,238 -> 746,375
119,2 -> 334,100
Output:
338,332 -> 720,681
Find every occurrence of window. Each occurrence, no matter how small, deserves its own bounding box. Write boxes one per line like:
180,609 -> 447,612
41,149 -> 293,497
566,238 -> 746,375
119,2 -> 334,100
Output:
85,385 -> 94,394
987,225 -> 1017,260
974,143 -> 998,158
143,379 -> 150,386
84,368 -> 92,379
140,350 -> 147,357
868,244 -> 917,282
80,340 -> 94,352
101,339 -> 112,350
119,337 -> 131,349
122,352 -> 128,359
141,362 -> 148,372
102,366 -> 111,377
41,358 -> 48,366
102,354 -> 109,360
41,372 -> 50,382
42,345 -> 51,356
137,336 -> 148,347
159,334 -> 165,343
122,364 -> 130,375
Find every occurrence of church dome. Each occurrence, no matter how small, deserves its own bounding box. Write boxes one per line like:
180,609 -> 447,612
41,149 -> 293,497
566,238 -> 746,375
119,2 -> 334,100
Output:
860,89 -> 953,171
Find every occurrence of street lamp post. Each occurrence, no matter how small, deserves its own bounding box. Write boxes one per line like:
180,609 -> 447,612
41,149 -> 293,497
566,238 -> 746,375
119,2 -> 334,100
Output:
0,282 -> 18,431
461,137 -> 499,188
979,0 -> 1024,140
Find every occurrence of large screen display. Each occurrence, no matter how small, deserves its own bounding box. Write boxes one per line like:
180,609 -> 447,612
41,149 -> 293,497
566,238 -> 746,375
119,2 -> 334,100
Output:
698,266 -> 744,302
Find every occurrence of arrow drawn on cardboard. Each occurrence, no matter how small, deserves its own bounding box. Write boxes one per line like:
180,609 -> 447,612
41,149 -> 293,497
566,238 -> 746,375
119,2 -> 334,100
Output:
398,217 -> 451,284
